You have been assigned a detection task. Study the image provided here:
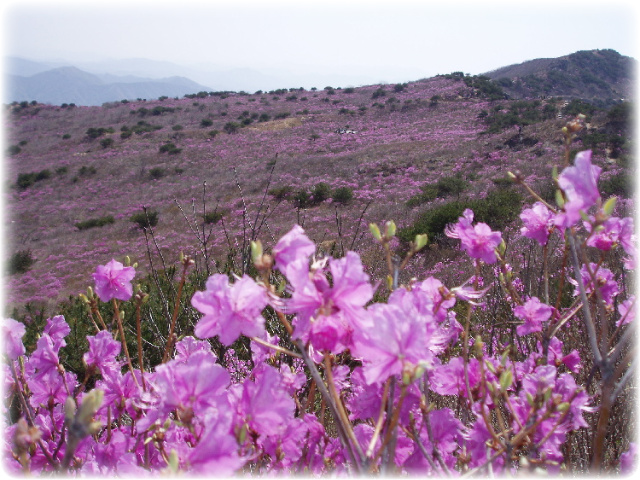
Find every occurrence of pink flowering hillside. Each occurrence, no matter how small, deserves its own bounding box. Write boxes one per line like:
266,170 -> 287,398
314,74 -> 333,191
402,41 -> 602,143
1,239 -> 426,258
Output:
3,50 -> 636,476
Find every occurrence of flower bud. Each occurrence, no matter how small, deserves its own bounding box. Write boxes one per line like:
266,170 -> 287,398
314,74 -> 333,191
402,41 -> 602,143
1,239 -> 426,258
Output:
555,189 -> 565,208
64,397 -> 76,425
124,256 -> 131,267
384,220 -> 396,239
499,370 -> 513,391
251,240 -> 263,264
369,223 -> 382,241
167,449 -> 180,473
386,275 -> 393,291
414,234 -> 428,252
602,196 -> 617,217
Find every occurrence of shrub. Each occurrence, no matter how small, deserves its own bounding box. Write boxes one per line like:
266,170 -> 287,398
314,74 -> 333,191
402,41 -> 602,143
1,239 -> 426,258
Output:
62,134 -> 71,140
55,166 -> 68,175
406,184 -> 438,207
85,127 -> 114,139
268,186 -> 294,200
293,190 -> 312,209
203,211 -> 224,224
130,210 -> 159,229
400,189 -> 522,243
159,143 -> 181,155
332,186 -> 354,205
258,113 -> 271,122
149,167 -> 166,180
311,182 -> 332,204
371,87 -> 386,99
223,122 -> 241,134
200,118 -> 214,127
436,176 -> 466,197
172,124 -> 184,131
208,130 -> 220,138
75,215 -> 115,231
15,169 -> 51,190
100,138 -> 114,149
7,145 -> 21,155
600,171 -> 633,198
79,166 -> 97,176
7,250 -> 35,275
131,121 -> 163,135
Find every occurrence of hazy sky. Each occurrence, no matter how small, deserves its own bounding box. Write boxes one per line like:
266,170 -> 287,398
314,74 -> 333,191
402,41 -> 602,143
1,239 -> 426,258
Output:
2,0 -> 638,82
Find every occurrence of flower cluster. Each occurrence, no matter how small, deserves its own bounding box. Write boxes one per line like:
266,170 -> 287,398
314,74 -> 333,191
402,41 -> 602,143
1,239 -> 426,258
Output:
3,149 -> 635,476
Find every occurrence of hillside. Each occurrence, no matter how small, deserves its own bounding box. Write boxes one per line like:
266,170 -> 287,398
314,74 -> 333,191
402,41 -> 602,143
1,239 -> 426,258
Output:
3,51 -> 634,313
483,49 -> 635,105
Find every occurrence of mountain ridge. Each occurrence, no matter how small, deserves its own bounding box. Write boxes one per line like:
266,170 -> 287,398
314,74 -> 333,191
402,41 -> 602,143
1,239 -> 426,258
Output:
482,49 -> 634,103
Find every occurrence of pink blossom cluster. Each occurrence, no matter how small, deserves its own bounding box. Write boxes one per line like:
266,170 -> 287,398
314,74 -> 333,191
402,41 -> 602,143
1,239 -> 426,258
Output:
3,150 -> 636,475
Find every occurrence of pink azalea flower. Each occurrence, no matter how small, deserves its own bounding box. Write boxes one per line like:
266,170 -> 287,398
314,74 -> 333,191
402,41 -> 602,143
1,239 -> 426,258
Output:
232,366 -> 295,437
617,295 -> 635,327
445,209 -> 502,264
272,224 -> 316,279
570,263 -> 620,307
520,202 -> 554,246
174,335 -> 217,363
192,274 -> 268,345
555,150 -> 601,229
43,315 -> 70,350
93,259 -> 136,302
352,302 -> 429,385
3,318 -> 26,360
83,330 -> 122,375
153,351 -> 231,419
287,251 -> 372,353
585,216 -> 623,251
188,412 -> 244,475
429,356 -> 482,397
514,296 -> 554,336
620,442 -> 637,475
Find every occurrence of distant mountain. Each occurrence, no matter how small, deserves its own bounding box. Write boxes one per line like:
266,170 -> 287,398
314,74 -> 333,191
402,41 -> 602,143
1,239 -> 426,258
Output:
483,49 -> 635,105
4,56 -> 65,77
5,65 -> 213,106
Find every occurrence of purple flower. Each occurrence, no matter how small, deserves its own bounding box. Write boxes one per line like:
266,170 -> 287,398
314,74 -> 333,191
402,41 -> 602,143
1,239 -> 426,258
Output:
3,318 -> 26,360
430,356 -> 481,397
617,295 -> 635,327
287,252 -> 372,353
620,442 -> 637,475
352,302 -> 429,385
192,274 -> 268,345
514,297 -> 554,336
93,259 -> 135,302
585,216 -> 625,251
445,209 -> 502,264
43,315 -> 70,351
188,412 -> 243,475
520,202 -> 554,246
272,224 -> 316,279
153,351 -> 231,419
174,335 -> 217,363
83,330 -> 122,375
570,263 -> 620,307
28,335 -> 61,379
555,150 -> 601,229
231,366 -> 295,436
